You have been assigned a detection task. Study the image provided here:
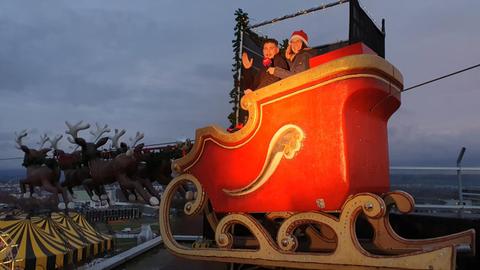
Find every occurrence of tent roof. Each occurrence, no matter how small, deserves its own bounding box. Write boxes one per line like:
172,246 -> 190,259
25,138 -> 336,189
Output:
60,212 -> 112,255
69,212 -> 112,242
0,219 -> 69,269
33,215 -> 89,263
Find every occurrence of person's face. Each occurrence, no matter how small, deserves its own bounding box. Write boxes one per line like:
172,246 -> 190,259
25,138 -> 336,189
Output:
290,38 -> 303,54
263,42 -> 279,59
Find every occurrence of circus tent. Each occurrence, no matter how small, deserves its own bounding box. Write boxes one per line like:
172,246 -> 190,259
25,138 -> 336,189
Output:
0,219 -> 71,270
32,215 -> 89,264
0,209 -> 27,220
0,211 -> 112,269
68,212 -> 112,254
52,212 -> 113,257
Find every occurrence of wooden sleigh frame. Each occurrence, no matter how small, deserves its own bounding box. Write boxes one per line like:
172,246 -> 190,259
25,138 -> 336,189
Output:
160,54 -> 475,269
160,175 -> 475,270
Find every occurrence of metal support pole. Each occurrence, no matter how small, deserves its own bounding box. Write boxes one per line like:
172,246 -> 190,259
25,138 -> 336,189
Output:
456,147 -> 466,206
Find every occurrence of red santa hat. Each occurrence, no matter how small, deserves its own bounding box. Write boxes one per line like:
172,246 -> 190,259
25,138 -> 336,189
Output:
289,30 -> 309,47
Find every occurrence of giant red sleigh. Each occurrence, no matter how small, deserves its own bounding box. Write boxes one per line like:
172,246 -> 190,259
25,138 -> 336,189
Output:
160,2 -> 475,269
172,43 -> 402,212
161,43 -> 474,270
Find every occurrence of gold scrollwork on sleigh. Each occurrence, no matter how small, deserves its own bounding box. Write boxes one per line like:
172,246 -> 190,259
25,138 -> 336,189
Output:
159,175 -> 475,270
223,124 -> 305,196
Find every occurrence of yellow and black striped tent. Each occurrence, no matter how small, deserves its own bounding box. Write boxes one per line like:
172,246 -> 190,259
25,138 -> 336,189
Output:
69,212 -> 112,254
53,212 -> 101,257
51,212 -> 102,258
0,209 -> 27,220
32,215 -> 89,264
0,219 -> 71,270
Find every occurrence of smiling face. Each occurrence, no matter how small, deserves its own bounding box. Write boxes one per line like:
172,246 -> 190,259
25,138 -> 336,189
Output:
263,42 -> 279,59
290,38 -> 303,54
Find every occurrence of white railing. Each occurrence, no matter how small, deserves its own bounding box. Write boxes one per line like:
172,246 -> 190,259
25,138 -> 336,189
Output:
390,164 -> 480,212
391,166 -> 480,171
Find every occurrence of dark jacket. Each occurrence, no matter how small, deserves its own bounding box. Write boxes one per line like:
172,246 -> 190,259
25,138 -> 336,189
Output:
273,49 -> 312,79
243,54 -> 289,91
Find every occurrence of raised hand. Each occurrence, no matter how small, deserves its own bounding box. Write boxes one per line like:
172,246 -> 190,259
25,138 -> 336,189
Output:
242,52 -> 253,69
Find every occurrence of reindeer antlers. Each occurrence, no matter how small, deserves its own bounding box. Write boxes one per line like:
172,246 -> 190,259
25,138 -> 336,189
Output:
49,134 -> 63,150
110,129 -> 126,149
38,133 -> 49,148
14,129 -> 28,149
65,121 -> 90,144
129,131 -> 144,147
89,122 -> 111,143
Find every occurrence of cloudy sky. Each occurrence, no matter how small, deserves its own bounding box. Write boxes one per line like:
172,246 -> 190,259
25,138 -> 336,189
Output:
0,0 -> 479,169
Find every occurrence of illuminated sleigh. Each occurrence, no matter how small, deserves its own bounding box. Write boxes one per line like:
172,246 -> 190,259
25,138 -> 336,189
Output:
159,45 -> 475,269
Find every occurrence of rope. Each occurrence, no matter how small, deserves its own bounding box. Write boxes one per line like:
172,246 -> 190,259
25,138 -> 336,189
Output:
403,63 -> 480,92
0,157 -> 22,161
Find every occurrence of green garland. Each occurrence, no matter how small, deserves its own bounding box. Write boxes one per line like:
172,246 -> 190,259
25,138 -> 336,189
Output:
227,9 -> 249,127
228,10 -> 288,127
